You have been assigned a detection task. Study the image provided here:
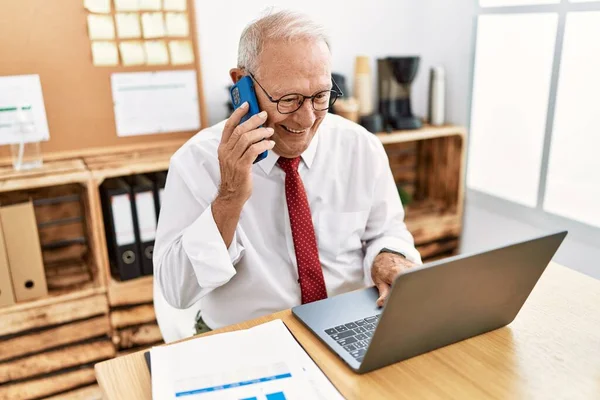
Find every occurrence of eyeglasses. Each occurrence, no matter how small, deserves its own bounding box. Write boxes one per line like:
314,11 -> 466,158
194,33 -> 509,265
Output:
249,72 -> 343,115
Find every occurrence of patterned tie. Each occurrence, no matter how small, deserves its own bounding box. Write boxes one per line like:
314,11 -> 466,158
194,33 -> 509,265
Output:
278,156 -> 328,304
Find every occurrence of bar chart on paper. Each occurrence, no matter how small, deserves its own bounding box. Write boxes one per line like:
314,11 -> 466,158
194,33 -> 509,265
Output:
174,362 -> 304,399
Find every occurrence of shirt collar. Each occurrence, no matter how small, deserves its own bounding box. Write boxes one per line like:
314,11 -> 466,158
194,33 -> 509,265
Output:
257,124 -> 322,175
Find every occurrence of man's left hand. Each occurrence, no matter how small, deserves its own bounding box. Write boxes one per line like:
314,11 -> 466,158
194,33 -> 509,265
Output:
371,252 -> 416,307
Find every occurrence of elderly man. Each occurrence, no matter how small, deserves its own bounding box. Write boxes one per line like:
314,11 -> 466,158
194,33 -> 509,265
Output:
154,10 -> 421,331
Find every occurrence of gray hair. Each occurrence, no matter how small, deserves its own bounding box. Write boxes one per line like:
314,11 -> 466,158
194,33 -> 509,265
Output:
237,9 -> 331,74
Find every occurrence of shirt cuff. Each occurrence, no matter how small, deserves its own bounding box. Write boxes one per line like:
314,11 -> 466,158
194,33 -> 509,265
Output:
363,237 -> 422,286
182,204 -> 245,289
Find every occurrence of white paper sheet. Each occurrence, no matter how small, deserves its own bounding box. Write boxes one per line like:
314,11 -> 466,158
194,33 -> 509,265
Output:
115,13 -> 141,39
91,41 -> 119,66
168,40 -> 194,65
110,70 -> 200,137
84,0 -> 111,13
144,40 -> 169,65
87,14 -> 115,40
142,12 -> 165,38
114,0 -> 139,11
150,320 -> 343,400
165,12 -> 189,37
163,0 -> 187,11
0,75 -> 50,145
119,41 -> 145,66
140,0 -> 162,10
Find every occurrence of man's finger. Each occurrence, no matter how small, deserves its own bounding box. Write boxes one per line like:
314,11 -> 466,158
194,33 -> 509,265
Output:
375,283 -> 390,308
222,102 -> 249,144
226,110 -> 269,151
231,127 -> 274,160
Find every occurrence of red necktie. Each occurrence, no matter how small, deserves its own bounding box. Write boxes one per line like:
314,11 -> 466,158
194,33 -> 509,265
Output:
278,157 -> 328,304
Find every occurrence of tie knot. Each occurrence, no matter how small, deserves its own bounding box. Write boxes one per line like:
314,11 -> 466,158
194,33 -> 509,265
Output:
278,157 -> 301,174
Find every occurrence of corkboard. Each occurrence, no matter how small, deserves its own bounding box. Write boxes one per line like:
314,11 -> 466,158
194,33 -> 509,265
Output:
0,0 -> 207,159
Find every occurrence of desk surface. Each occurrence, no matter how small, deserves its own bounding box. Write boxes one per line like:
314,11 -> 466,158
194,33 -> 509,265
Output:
95,262 -> 600,399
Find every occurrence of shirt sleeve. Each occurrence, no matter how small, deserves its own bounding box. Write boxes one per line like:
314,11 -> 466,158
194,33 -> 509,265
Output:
362,139 -> 422,286
153,158 -> 245,309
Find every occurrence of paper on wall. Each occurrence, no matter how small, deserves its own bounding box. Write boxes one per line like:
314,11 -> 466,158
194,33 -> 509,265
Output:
87,14 -> 115,40
144,40 -> 169,65
140,0 -> 162,10
163,0 -> 186,11
114,0 -> 139,11
165,12 -> 189,37
142,12 -> 165,39
0,75 -> 50,145
84,0 -> 111,13
168,40 -> 194,65
115,13 -> 141,39
119,41 -> 145,66
110,70 -> 200,137
91,41 -> 119,66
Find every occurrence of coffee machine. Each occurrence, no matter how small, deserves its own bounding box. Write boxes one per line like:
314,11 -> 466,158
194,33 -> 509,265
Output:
377,57 -> 422,130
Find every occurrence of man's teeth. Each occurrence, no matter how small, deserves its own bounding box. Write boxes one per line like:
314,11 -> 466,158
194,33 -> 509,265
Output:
283,126 -> 306,134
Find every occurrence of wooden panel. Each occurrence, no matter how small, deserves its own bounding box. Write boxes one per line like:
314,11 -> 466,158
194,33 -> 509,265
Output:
417,239 -> 460,261
0,340 -> 115,383
0,162 -> 90,193
108,276 -> 153,307
0,0 -> 205,158
42,242 -> 87,265
46,384 -> 103,400
0,367 -> 97,400
376,125 -> 467,145
110,304 -> 156,329
406,214 -> 461,246
45,262 -> 93,290
0,315 -> 110,362
34,196 -> 82,224
114,323 -> 163,349
0,293 -> 108,337
38,220 -> 85,245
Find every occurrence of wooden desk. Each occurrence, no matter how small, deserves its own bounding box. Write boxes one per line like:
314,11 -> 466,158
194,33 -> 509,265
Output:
95,263 -> 600,399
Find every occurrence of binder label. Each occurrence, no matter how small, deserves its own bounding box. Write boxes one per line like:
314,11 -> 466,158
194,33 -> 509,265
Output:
111,194 -> 136,245
135,191 -> 157,242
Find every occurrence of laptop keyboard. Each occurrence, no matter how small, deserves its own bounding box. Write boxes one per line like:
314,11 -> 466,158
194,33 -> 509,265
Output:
324,314 -> 381,362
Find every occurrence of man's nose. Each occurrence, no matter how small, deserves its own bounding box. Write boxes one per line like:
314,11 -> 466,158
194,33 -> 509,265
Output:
294,98 -> 316,125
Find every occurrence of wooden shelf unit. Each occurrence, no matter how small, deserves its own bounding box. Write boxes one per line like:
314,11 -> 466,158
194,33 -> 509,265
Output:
380,124 -> 466,260
0,125 -> 466,399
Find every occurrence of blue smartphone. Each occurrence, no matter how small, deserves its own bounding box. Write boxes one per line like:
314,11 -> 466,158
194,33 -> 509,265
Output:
230,76 -> 268,163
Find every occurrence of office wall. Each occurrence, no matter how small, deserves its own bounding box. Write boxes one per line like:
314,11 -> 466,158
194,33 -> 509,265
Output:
194,0 -> 428,125
409,0 -> 477,127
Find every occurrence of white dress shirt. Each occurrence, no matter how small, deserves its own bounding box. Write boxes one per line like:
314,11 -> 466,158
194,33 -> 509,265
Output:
154,113 -> 421,329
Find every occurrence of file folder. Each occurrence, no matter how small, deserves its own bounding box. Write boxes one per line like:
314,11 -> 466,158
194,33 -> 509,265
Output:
148,171 -> 167,220
0,216 -> 16,307
126,175 -> 157,276
0,201 -> 48,302
101,178 -> 142,281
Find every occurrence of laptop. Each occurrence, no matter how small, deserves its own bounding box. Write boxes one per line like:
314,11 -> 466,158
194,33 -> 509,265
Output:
292,231 -> 567,374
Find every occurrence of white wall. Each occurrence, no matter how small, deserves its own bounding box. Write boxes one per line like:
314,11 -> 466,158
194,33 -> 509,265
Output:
194,1 -> 429,125
410,0 -> 477,127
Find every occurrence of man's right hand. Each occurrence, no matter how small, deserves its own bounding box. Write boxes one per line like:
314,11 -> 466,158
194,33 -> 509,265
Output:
212,102 -> 274,247
217,102 -> 275,205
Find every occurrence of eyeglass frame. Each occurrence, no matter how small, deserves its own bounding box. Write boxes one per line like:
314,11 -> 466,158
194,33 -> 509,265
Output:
248,72 -> 344,115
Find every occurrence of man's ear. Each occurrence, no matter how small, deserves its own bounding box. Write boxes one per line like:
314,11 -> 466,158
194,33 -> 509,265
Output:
229,68 -> 244,84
